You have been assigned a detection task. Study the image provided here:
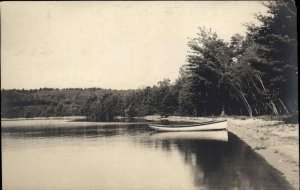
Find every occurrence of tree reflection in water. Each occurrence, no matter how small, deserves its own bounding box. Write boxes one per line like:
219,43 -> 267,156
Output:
144,132 -> 293,190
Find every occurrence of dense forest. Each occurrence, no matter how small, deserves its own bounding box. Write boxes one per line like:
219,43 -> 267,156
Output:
1,0 -> 297,120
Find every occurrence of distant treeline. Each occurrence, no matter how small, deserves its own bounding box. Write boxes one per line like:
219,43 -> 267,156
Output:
1,85 -> 178,120
0,83 -> 251,120
1,0 -> 297,120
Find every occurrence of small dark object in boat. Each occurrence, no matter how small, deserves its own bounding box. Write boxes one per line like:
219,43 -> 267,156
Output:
160,119 -> 171,125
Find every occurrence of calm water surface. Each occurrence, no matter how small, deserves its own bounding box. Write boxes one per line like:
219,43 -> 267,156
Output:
2,119 -> 293,190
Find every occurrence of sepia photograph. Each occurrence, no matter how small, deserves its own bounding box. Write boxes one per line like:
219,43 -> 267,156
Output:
1,1 -> 298,190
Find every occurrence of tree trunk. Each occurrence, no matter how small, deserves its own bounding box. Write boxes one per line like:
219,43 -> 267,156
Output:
241,95 -> 253,117
256,74 -> 266,91
256,74 -> 280,115
232,85 -> 253,117
193,108 -> 197,116
270,100 -> 279,115
254,107 -> 258,115
279,98 -> 290,114
220,104 -> 225,116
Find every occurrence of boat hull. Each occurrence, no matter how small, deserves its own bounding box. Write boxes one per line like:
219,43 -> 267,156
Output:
148,120 -> 227,132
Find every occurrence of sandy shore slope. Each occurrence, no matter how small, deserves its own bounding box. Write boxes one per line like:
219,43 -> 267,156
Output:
145,115 -> 299,189
229,118 -> 299,190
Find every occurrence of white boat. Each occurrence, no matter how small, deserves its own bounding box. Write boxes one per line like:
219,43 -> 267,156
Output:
149,131 -> 228,141
148,120 -> 227,132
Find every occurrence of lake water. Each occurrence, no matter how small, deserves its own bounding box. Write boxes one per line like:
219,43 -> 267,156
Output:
2,119 -> 293,190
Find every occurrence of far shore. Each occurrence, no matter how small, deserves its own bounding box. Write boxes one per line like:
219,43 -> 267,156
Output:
1,116 -> 86,121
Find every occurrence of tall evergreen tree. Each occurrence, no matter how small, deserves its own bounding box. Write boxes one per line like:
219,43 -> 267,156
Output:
180,27 -> 251,116
246,0 -> 297,114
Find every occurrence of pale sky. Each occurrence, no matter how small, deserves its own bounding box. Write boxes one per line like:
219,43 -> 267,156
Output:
1,1 -> 267,90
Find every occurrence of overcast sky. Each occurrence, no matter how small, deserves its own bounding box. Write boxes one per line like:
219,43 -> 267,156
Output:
1,1 -> 268,90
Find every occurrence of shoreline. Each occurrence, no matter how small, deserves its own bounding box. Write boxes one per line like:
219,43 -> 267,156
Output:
1,116 -> 86,121
229,118 -> 299,190
145,115 -> 299,190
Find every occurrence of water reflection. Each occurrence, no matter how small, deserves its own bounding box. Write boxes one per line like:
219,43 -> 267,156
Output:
2,120 -> 294,190
2,122 -> 151,139
142,132 -> 293,190
149,131 -> 228,141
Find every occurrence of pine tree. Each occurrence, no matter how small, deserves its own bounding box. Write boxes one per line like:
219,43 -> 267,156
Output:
246,0 -> 297,114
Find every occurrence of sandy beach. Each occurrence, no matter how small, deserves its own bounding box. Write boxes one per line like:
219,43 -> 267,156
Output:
229,118 -> 299,190
145,115 -> 299,189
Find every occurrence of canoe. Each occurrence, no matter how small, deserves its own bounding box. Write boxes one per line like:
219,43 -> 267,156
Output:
149,131 -> 228,141
148,120 -> 227,132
